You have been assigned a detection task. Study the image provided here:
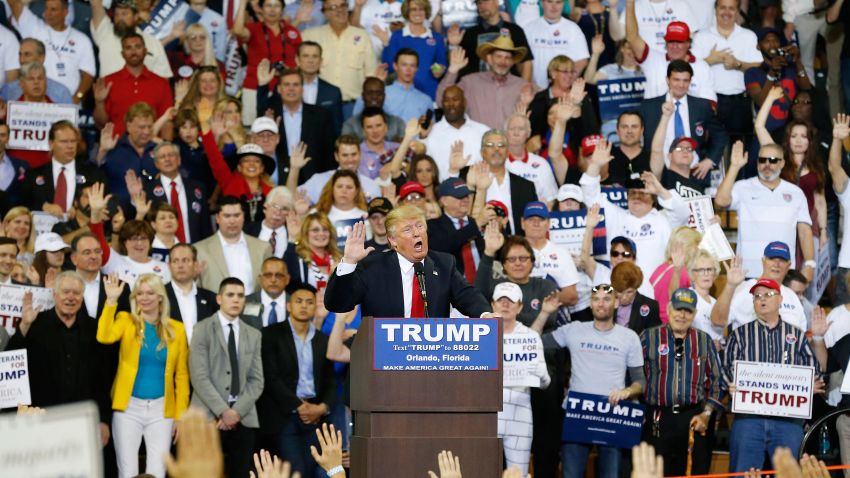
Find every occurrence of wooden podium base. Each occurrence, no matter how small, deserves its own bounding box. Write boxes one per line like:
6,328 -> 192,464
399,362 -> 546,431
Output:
350,412 -> 503,478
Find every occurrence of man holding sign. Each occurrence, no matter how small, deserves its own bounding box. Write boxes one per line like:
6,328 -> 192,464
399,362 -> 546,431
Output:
723,278 -> 824,472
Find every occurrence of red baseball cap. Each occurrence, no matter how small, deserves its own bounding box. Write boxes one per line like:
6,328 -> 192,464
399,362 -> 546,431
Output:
581,134 -> 604,157
486,200 -> 509,218
749,278 -> 781,294
664,21 -> 691,42
399,181 -> 426,200
669,136 -> 697,153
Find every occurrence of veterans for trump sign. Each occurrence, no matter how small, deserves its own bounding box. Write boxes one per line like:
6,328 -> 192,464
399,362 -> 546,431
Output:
7,101 -> 78,151
731,361 -> 815,419
503,333 -> 544,388
0,349 -> 31,409
561,391 -> 645,448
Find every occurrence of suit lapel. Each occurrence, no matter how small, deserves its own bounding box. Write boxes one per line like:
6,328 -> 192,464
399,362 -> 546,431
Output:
281,321 -> 298,365
166,284 -> 183,322
213,318 -> 229,356
209,236 -> 228,280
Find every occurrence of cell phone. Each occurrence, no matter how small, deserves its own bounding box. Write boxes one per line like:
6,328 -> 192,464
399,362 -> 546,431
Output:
624,178 -> 645,189
420,109 -> 434,130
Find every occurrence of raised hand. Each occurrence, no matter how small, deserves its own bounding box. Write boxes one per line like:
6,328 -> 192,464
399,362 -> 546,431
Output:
519,83 -> 535,107
103,273 -> 126,303
766,85 -> 785,104
294,189 -> 311,215
631,442 -> 664,478
342,221 -> 374,264
772,447 -> 803,478
88,182 -> 112,222
373,63 -> 388,82
132,191 -> 151,219
448,48 -> 469,74
170,19 -> 187,39
661,100 -> 675,118
833,113 -> 850,140
483,219 -> 504,256
20,291 -> 42,331
541,290 -> 561,314
722,256 -> 745,287
257,58 -> 275,87
670,240 -> 686,268
447,23 -> 464,46
729,140 -> 747,169
309,423 -> 344,474
164,409 -> 224,478
285,210 -> 302,241
800,453 -> 830,478
250,450 -> 295,478
289,142 -> 312,170
125,170 -> 143,199
449,140 -> 470,172
473,161 -> 492,191
554,97 -> 576,124
372,25 -> 389,46
174,78 -> 190,105
404,117 -> 421,140
569,78 -> 587,106
810,307 -> 831,337
427,450 -> 462,478
93,78 -> 112,103
210,111 -> 227,138
591,34 -> 605,55
99,122 -> 118,154
585,203 -> 602,228
590,138 -> 613,167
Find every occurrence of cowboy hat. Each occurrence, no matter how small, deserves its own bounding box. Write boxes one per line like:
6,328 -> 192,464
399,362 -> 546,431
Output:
227,143 -> 277,175
476,36 -> 528,63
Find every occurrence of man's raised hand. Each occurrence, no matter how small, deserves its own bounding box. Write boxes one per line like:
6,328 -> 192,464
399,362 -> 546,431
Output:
342,222 -> 374,264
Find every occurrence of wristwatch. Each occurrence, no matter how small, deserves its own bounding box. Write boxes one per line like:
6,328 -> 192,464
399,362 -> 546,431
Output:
75,91 -> 85,101
804,260 -> 816,269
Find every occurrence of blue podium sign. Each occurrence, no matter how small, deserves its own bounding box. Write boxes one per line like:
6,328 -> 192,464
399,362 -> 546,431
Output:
561,391 -> 645,448
372,318 -> 501,371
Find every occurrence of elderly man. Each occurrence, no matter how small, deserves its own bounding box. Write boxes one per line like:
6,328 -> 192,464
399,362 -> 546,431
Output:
723,278 -> 824,472
89,0 -> 171,79
505,113 -> 558,205
641,288 -> 724,477
715,140 -> 814,281
0,38 -> 73,103
437,36 -> 534,129
8,271 -> 113,447
325,205 -> 491,317
245,186 -> 293,258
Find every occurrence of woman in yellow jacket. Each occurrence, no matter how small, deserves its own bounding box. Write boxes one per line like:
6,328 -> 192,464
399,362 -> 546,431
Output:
97,272 -> 190,478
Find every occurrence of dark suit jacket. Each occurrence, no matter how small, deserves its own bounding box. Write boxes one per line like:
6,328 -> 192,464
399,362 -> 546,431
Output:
21,159 -> 106,211
142,175 -> 213,242
256,320 -> 336,433
2,153 -> 29,207
7,309 -> 112,422
325,250 -> 490,318
638,94 -> 729,166
165,282 -> 219,325
459,168 -> 538,236
256,87 -> 338,185
257,80 -> 343,134
426,214 -> 484,277
627,293 -> 662,337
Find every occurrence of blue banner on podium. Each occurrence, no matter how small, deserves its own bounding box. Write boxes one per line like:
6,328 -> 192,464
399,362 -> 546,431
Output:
561,391 -> 645,448
372,318 -> 501,371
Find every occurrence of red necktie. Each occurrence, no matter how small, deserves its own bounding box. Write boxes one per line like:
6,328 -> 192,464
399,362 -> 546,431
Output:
458,218 -> 476,284
226,0 -> 234,29
54,167 -> 67,212
170,181 -> 187,243
410,267 -> 425,318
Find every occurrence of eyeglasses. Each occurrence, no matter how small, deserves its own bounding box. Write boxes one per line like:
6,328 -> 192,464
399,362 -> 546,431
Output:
673,146 -> 694,153
504,255 -> 532,264
484,142 -> 506,148
554,68 -> 576,75
692,267 -> 716,276
610,250 -> 633,258
592,284 -> 615,294
753,291 -> 779,301
674,338 -> 684,361
267,203 -> 290,213
758,157 -> 782,164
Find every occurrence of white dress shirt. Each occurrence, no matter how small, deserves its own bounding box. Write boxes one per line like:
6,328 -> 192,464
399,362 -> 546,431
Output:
0,154 -> 15,190
258,223 -> 288,257
218,232 -> 256,294
422,117 -> 489,179
663,92 -> 696,166
160,175 -> 191,243
218,312 -> 241,401
485,171 -> 515,233
303,77 -> 319,105
83,272 -> 101,319
173,282 -> 199,342
52,158 -> 76,208
261,289 -> 287,326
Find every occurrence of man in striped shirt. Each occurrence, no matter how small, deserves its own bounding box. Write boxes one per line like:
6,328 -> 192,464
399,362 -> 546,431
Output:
641,288 -> 723,477
723,278 -> 822,472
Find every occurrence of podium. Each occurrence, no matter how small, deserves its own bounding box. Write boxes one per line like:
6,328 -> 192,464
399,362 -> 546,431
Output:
350,317 -> 503,478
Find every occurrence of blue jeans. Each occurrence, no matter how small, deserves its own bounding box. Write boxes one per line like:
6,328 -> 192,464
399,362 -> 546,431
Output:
279,416 -> 322,478
560,442 -> 620,478
729,416 -> 803,472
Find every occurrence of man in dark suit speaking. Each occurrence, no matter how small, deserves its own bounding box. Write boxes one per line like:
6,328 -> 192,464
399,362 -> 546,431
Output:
324,205 -> 492,318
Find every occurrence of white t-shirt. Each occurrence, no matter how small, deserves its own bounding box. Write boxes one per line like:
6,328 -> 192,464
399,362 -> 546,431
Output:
691,289 -> 723,341
729,178 -> 812,275
691,25 -> 763,96
728,279 -> 807,331
103,251 -> 171,288
640,47 -> 716,101
422,117 -> 489,180
531,240 -> 580,289
620,0 -> 699,52
507,152 -> 559,203
836,184 -> 850,268
825,305 -> 850,348
0,24 -> 20,90
525,16 -> 590,89
12,7 -> 96,95
548,321 -> 643,395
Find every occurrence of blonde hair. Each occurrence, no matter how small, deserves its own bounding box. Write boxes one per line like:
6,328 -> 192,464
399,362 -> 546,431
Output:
182,23 -> 218,68
385,204 -> 427,238
129,274 -> 175,351
664,226 -> 702,263
3,206 -> 35,254
547,55 -> 574,83
687,249 -> 720,279
295,212 -> 343,265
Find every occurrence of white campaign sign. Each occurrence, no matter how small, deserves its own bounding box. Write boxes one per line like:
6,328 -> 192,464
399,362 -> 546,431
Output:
684,195 -> 714,234
806,244 -> 830,304
0,285 -> 55,336
0,401 -> 102,477
732,361 -> 815,419
0,349 -> 31,408
699,222 -> 735,261
31,211 -> 61,237
503,333 -> 543,388
7,101 -> 78,151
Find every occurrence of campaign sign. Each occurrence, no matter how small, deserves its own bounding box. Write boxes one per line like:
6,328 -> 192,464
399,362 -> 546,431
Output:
561,391 -> 645,448
7,101 -> 78,151
334,218 -> 362,250
142,0 -> 191,40
806,244 -> 830,305
503,333 -> 543,388
373,318 -> 501,371
601,186 -> 628,209
549,209 -> 607,256
31,211 -> 61,237
684,195 -> 715,234
698,222 -> 735,262
597,77 -> 647,122
0,349 -> 31,408
732,361 -> 815,419
0,285 -> 55,336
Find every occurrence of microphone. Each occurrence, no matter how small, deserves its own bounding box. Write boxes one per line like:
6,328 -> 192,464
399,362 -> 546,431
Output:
413,261 -> 429,318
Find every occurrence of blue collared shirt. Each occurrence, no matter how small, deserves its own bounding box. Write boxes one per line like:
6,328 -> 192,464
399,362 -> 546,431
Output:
352,81 -> 432,122
0,78 -> 73,104
288,319 -> 317,400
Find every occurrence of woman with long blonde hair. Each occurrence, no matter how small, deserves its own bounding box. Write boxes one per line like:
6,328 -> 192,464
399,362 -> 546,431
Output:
284,212 -> 342,289
315,169 -> 369,223
3,206 -> 36,265
97,273 -> 189,478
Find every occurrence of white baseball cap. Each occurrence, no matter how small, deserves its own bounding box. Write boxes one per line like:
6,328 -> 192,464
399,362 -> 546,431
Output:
35,232 -> 70,253
493,282 -> 522,303
251,116 -> 279,135
557,184 -> 584,203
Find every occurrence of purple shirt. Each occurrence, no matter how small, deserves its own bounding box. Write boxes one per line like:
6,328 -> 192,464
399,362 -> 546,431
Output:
358,141 -> 400,180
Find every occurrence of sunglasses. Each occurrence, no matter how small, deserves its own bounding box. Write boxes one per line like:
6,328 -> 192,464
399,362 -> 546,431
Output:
592,284 -> 615,294
674,338 -> 684,361
610,250 -> 633,258
758,157 -> 782,164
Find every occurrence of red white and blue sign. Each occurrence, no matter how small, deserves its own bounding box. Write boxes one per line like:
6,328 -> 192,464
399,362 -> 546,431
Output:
372,318 -> 501,371
561,391 -> 645,448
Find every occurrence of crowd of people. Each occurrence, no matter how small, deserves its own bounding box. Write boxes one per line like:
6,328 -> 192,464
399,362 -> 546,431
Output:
3,0 -> 850,476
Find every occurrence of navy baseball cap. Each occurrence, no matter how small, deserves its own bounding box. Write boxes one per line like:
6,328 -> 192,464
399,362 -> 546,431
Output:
523,201 -> 549,219
670,288 -> 697,312
438,178 -> 471,198
611,236 -> 636,253
763,241 -> 791,261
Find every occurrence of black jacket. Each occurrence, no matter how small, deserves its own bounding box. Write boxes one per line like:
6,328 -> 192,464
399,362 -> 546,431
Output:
256,321 -> 336,433
627,293 -> 662,336
141,174 -> 213,243
21,159 -> 106,211
426,214 -> 484,277
165,282 -> 219,325
459,167 -> 538,236
638,94 -> 729,166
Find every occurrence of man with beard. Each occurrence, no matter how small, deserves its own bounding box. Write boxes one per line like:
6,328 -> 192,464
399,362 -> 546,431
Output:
93,33 -> 173,136
90,0 -> 172,79
715,140 -> 814,281
420,86 -> 489,179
